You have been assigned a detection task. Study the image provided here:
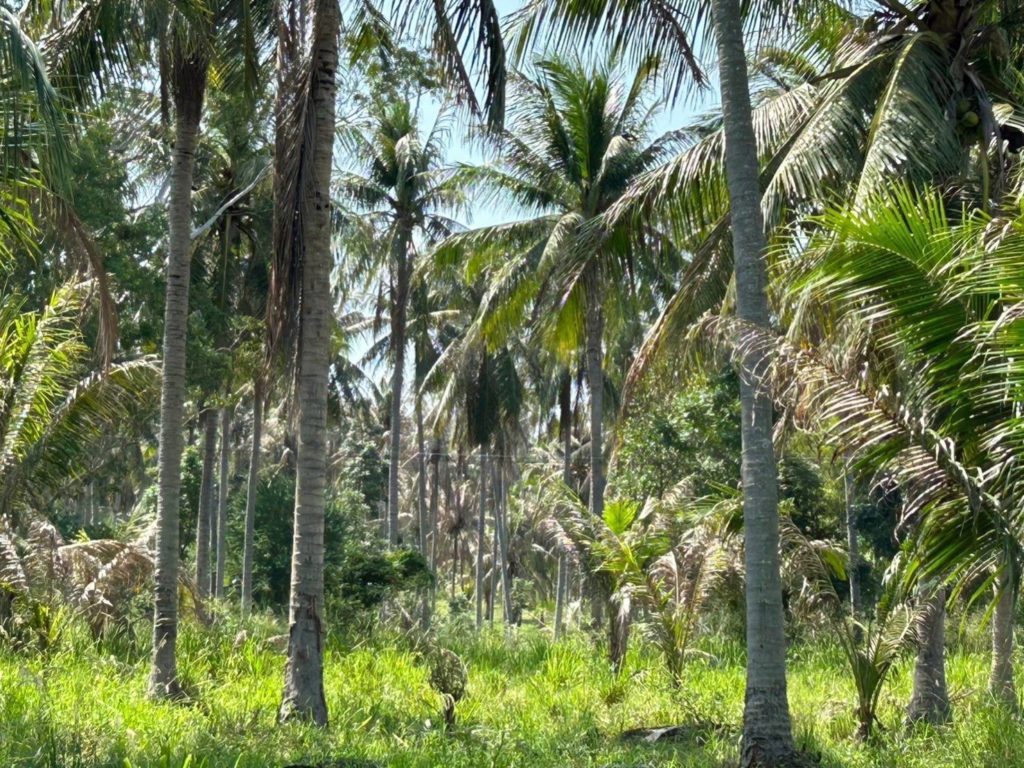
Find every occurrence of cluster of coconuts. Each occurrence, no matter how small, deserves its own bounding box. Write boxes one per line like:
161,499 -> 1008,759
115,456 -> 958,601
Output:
956,98 -> 980,130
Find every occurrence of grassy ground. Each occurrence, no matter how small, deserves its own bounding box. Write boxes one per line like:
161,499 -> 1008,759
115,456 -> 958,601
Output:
0,610 -> 1020,767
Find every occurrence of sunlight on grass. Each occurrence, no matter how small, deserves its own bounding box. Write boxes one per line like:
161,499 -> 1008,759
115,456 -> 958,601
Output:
1,614 -> 1019,767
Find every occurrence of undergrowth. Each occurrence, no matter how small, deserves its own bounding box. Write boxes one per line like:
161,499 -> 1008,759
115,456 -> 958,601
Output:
0,610 -> 1018,767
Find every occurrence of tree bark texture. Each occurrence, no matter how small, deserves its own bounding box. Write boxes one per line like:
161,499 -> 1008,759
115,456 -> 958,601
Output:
709,0 -> 797,761
907,588 -> 951,726
149,48 -> 207,699
197,407 -> 217,599
989,565 -> 1017,708
215,407 -> 231,598
278,0 -> 339,726
241,378 -> 263,617
475,450 -> 488,630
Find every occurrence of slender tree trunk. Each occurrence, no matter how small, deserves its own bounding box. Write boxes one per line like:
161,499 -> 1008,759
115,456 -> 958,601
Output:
555,371 -> 571,639
709,0 -> 796,762
416,397 -> 427,555
241,377 -> 263,617
197,407 -> 217,599
451,536 -> 458,598
387,348 -> 404,547
844,462 -> 861,614
148,50 -> 207,700
475,449 -> 488,630
496,455 -> 514,626
907,588 -> 951,725
488,491 -> 498,625
429,439 -> 440,617
554,554 -> 568,640
387,247 -> 411,548
989,563 -> 1017,708
584,273 -> 615,649
583,272 -> 605,521
446,450 -> 456,599
278,0 -> 338,726
215,407 -> 230,599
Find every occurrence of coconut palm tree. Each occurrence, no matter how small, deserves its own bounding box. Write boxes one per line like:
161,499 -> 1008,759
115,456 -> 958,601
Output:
335,97 -> 463,548
706,0 -> 797,760
269,0 -> 339,725
149,22 -> 211,698
241,375 -> 264,617
422,260 -> 525,629
613,0 -> 1024,387
437,56 -> 686,530
707,185 -> 1024,724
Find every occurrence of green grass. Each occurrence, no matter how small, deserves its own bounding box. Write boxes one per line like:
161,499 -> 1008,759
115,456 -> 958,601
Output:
0,613 -> 1020,767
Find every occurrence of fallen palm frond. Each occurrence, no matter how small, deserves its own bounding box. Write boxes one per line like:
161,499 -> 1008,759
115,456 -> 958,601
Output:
0,518 -> 200,640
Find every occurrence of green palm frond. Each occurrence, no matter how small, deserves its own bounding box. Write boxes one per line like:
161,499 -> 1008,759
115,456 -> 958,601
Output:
0,284 -> 157,523
390,0 -> 506,129
507,0 -> 707,104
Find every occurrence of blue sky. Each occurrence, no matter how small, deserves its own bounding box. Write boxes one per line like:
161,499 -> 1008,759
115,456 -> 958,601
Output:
348,1 -> 722,381
430,0 -> 721,230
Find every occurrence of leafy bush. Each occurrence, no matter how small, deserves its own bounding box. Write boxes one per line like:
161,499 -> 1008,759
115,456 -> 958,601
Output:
613,370 -> 740,500
224,469 -> 430,627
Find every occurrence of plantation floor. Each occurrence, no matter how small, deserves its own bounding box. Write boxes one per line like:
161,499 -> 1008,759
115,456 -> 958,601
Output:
0,616 -> 1020,767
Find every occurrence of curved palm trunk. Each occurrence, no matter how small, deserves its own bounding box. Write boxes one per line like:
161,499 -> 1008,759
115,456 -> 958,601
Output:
475,449 -> 488,630
241,377 -> 263,617
278,0 -> 339,726
989,563 -> 1016,708
709,0 -> 796,761
148,54 -> 207,699
907,588 -> 951,725
215,407 -> 230,599
197,407 -> 217,599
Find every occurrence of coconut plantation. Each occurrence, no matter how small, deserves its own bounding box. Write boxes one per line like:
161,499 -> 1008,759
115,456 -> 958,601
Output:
2,1 -> 1024,767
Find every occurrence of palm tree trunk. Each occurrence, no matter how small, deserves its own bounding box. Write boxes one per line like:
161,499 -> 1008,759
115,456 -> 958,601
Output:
496,455 -> 514,626
709,0 -> 796,762
488,492 -> 498,625
584,272 -> 615,649
278,0 -> 339,726
387,339 -> 405,548
989,563 -> 1016,708
215,406 -> 230,599
554,554 -> 568,640
197,407 -> 217,599
583,270 -> 605,521
428,438 -> 440,617
555,371 -> 571,639
148,52 -> 207,699
387,249 -> 411,549
416,396 -> 427,555
845,463 -> 861,614
241,377 -> 263,617
907,588 -> 951,725
447,450 -> 456,599
475,449 -> 488,630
